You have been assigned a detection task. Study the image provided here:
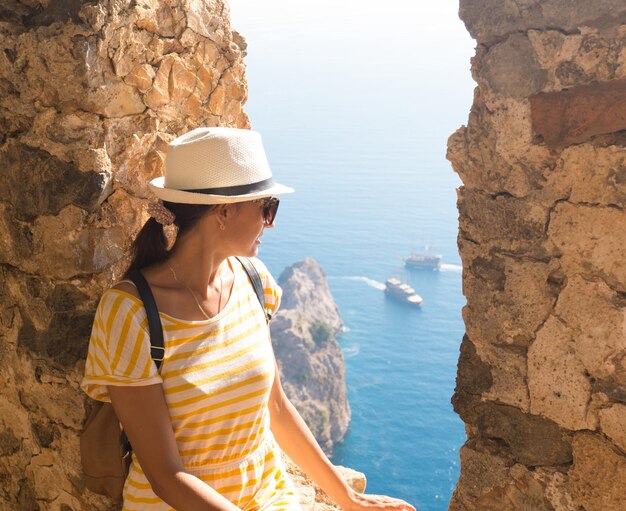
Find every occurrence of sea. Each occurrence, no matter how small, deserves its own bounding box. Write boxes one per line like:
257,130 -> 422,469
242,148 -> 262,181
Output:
229,2 -> 475,509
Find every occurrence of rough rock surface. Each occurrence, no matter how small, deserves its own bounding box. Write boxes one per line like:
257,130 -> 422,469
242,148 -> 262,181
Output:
284,454 -> 366,511
0,1 -> 352,510
449,2 -> 626,510
271,259 -> 351,454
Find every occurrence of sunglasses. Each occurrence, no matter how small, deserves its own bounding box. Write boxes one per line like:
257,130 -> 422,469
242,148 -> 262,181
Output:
253,197 -> 280,226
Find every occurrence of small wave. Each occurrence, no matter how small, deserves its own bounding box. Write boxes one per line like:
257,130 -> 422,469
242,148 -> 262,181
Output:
439,263 -> 462,273
340,276 -> 386,290
342,345 -> 360,358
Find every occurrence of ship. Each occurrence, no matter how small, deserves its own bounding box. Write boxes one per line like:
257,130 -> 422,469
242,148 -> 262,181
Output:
404,250 -> 442,270
384,278 -> 423,306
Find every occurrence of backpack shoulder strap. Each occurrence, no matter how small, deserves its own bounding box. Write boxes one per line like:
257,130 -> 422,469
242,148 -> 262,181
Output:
235,257 -> 270,323
126,269 -> 165,371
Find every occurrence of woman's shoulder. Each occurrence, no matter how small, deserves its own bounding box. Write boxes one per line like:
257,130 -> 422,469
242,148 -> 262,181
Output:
234,257 -> 277,283
95,282 -> 143,318
235,257 -> 282,314
110,279 -> 141,300
246,256 -> 270,275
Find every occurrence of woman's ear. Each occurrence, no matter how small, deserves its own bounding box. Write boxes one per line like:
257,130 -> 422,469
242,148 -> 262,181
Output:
214,203 -> 239,230
214,204 -> 229,228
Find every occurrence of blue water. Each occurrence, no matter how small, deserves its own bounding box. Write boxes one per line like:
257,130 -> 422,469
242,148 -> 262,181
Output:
257,129 -> 466,511
228,2 -> 475,509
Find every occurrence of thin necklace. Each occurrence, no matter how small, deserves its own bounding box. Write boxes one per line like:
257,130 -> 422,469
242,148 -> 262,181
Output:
168,264 -> 223,320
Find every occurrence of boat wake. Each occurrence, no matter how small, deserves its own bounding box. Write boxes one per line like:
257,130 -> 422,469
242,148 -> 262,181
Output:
342,345 -> 360,359
340,276 -> 386,291
440,263 -> 462,273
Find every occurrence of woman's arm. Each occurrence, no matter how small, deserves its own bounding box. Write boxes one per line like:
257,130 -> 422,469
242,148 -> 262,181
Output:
108,384 -> 241,511
267,358 -> 415,511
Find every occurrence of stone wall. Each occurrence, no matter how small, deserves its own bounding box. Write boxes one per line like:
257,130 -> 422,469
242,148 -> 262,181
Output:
448,2 -> 626,510
0,1 -> 249,509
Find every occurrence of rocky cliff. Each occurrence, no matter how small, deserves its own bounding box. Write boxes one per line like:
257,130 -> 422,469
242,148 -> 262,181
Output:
448,2 -> 626,510
271,259 -> 351,454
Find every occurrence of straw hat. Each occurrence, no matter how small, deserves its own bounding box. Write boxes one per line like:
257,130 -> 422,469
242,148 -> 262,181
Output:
148,127 -> 294,204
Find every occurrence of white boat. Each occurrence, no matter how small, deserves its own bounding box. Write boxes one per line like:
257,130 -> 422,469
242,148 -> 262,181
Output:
404,252 -> 442,270
385,278 -> 423,306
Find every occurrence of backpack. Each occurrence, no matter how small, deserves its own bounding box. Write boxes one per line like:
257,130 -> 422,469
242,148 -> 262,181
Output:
80,258 -> 268,501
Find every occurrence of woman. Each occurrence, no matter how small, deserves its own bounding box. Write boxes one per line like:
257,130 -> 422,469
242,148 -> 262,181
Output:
82,127 -> 415,511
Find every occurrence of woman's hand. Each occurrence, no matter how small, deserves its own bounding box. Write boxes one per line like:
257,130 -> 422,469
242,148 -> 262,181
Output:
340,491 -> 416,511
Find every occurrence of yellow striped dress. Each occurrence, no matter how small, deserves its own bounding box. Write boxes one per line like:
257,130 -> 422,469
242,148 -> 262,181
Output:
81,257 -> 301,511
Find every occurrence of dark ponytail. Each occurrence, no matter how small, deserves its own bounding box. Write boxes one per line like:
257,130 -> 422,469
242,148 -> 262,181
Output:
124,201 -> 217,276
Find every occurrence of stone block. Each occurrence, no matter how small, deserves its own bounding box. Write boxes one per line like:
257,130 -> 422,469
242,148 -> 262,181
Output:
16,31 -> 102,109
142,51 -> 223,124
31,109 -> 104,148
542,144 -> 626,207
481,34 -> 548,98
15,479 -> 38,511
451,438 -> 513,507
473,403 -> 572,466
460,0 -> 626,45
197,63 -> 217,98
452,444 -> 578,511
208,79 -> 227,115
0,143 -> 112,222
548,202 -> 626,292
475,464 -> 556,511
0,429 -> 20,456
29,206 -> 89,278
534,467 -> 578,511
184,0 -> 228,43
25,451 -> 73,501
78,3 -> 107,32
144,56 -> 176,109
599,404 -> 626,452
530,78 -> 626,150
553,275 -> 626,380
19,381 -> 85,430
462,250 -> 557,348
21,0 -> 86,27
86,82 -> 147,118
170,58 -> 198,101
91,226 -> 129,273
134,0 -> 184,38
474,343 -> 530,411
14,269 -> 95,366
529,30 -> 625,89
447,97 -> 553,198
451,335 -> 493,415
528,315 -> 595,430
458,189 -> 549,258
124,63 -> 156,93
19,108 -> 111,173
0,202 -> 33,266
592,374 -> 626,404
114,130 -> 171,197
567,432 -> 626,510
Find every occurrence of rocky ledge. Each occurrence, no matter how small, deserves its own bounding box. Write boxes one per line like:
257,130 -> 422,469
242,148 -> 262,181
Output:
271,259 -> 351,454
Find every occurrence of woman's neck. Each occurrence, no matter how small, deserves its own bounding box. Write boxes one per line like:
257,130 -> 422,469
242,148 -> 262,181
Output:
165,230 -> 230,297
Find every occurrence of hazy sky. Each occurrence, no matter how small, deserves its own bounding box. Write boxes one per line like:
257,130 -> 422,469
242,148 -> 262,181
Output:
227,0 -> 476,139
228,0 -> 472,48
